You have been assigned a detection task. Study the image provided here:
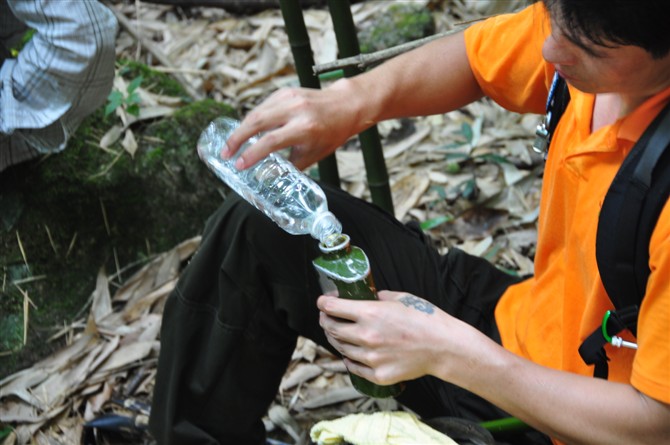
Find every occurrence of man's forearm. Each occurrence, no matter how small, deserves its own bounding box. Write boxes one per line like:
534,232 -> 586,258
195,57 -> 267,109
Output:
325,31 -> 484,135
445,334 -> 670,445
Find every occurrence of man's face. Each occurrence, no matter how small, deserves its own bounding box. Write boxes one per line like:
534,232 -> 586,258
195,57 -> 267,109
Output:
542,19 -> 670,98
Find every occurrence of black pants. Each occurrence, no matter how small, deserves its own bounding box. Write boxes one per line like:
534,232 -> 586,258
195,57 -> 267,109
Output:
149,185 -> 550,445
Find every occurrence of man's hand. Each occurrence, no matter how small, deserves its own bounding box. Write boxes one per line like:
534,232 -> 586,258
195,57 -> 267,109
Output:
317,290 -> 461,385
223,80 -> 368,170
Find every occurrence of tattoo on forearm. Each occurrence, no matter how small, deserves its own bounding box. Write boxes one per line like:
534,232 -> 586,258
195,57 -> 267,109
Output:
399,294 -> 435,314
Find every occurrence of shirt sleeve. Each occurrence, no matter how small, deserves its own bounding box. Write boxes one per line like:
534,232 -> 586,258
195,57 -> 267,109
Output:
631,201 -> 670,404
0,0 -> 117,171
463,3 -> 552,115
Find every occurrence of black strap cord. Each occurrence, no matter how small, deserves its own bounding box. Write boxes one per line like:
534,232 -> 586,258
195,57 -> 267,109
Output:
580,101 -> 670,378
578,307 -> 639,379
532,72 -> 570,156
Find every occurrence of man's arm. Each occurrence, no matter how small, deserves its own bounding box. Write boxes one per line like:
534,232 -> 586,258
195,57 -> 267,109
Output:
317,292 -> 670,445
451,325 -> 670,445
226,31 -> 484,170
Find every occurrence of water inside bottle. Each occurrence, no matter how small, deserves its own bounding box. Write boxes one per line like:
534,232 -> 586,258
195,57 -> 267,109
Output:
198,117 -> 342,242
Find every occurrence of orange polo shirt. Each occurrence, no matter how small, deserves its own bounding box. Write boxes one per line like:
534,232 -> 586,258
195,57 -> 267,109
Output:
464,2 -> 670,408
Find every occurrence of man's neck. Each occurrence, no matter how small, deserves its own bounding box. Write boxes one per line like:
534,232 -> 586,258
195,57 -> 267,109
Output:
592,92 -> 660,133
592,93 -> 622,133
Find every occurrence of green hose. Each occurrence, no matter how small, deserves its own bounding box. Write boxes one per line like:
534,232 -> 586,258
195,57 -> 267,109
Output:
480,416 -> 529,434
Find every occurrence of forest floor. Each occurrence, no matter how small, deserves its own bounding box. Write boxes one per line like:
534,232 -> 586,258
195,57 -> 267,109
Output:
1,1 -> 541,444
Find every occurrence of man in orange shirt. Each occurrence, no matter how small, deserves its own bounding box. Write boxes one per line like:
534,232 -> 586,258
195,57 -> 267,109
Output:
150,1 -> 670,444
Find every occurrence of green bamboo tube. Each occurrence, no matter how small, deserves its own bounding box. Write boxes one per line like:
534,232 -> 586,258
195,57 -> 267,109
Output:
278,0 -> 340,188
313,233 -> 405,398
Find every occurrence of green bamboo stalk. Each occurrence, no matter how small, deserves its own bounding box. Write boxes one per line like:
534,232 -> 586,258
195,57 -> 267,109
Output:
278,0 -> 340,187
326,0 -> 394,214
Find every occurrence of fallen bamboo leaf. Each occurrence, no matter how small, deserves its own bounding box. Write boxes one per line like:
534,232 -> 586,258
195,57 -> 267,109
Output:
122,128 -> 138,157
84,381 -> 114,422
291,337 -> 318,363
383,125 -> 431,160
136,105 -> 175,121
43,225 -> 58,256
123,287 -> 173,326
267,405 -> 302,443
90,268 -> 113,325
301,386 -> 363,409
15,231 -> 29,272
392,172 -> 431,221
315,359 -> 347,374
99,125 -> 123,149
27,339 -> 108,411
93,341 -> 157,375
280,364 -> 323,392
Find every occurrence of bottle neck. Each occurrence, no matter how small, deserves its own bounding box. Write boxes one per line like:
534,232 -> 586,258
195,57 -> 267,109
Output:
318,233 -> 350,254
311,211 -> 342,244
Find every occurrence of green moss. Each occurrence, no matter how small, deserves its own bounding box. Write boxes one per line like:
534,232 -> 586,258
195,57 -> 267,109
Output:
0,96 -> 236,378
358,4 -> 436,54
117,59 -> 190,99
0,314 -> 23,354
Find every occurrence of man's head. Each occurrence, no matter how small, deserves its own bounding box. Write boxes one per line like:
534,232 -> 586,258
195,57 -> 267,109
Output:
542,0 -> 670,59
539,0 -> 670,99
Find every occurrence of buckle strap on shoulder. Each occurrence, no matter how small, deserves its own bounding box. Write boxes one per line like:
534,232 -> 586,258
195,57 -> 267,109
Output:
578,307 -> 639,379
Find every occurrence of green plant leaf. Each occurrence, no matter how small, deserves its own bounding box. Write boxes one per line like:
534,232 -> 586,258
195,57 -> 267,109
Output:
477,153 -> 510,164
126,104 -> 140,116
127,75 -> 144,93
126,91 -> 141,105
431,185 -> 447,200
441,141 -> 467,150
9,28 -> 36,57
105,90 -> 124,116
461,177 -> 478,200
0,424 -> 13,440
446,162 -> 461,174
451,177 -> 478,201
107,90 -> 123,103
104,102 -> 116,117
483,243 -> 503,262
461,122 -> 473,143
420,214 -> 453,230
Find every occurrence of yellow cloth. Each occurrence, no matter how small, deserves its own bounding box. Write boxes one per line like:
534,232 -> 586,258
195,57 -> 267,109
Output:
309,411 -> 459,445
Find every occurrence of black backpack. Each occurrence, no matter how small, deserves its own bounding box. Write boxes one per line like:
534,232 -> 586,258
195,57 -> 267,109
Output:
533,74 -> 670,379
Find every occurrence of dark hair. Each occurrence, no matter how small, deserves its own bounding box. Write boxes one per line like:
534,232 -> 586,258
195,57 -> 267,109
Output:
542,0 -> 670,59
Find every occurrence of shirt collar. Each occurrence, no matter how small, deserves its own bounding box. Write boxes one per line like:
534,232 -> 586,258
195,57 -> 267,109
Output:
618,84 -> 670,144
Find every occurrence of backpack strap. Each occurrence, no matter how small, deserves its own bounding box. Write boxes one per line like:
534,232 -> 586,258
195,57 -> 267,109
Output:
579,100 -> 670,378
532,72 -> 570,156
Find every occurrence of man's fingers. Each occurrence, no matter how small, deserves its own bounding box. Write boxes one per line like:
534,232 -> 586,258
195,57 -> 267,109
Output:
317,295 -> 360,322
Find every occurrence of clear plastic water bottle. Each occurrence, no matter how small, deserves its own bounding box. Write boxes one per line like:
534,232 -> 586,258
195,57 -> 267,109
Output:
197,116 -> 342,243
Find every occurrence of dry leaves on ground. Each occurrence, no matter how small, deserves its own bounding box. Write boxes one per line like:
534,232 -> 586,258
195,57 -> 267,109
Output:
1,1 -> 542,443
